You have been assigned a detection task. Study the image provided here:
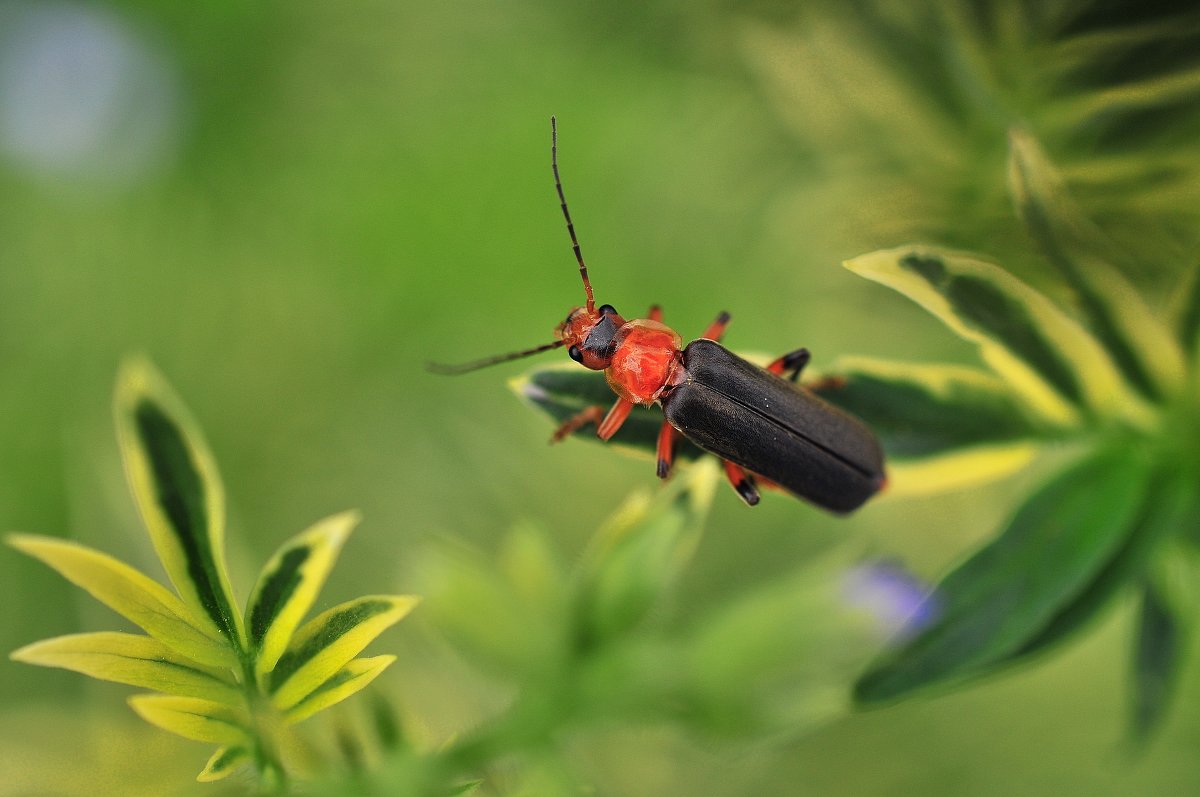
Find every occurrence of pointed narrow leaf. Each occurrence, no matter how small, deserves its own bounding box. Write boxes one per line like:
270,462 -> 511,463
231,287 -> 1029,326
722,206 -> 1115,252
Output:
509,364 -> 703,460
129,695 -> 251,745
844,247 -> 1152,427
11,632 -> 241,704
1005,472 -> 1195,663
247,511 -> 359,679
855,447 -> 1150,704
114,358 -> 243,647
1007,129 -> 1185,400
269,595 -> 418,709
574,459 -> 718,648
284,655 -> 396,724
1132,579 -> 1184,742
815,357 -> 1057,458
197,745 -> 251,782
7,534 -> 236,668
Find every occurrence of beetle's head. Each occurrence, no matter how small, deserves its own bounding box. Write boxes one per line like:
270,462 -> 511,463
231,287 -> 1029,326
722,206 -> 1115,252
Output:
556,303 -> 626,370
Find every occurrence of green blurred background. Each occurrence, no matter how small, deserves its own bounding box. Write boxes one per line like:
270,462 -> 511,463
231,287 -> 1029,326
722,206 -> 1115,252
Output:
1,1 -> 1198,794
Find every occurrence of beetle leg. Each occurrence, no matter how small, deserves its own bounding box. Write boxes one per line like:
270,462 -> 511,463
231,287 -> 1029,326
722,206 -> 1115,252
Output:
767,347 -> 810,382
722,460 -> 760,506
655,420 -> 679,479
701,311 -> 732,342
596,397 -> 635,440
551,405 -> 606,443
647,304 -> 663,322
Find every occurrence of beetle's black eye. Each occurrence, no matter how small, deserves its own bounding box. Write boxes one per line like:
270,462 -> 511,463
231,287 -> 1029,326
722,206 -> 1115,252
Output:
599,304 -> 618,316
568,345 -> 582,363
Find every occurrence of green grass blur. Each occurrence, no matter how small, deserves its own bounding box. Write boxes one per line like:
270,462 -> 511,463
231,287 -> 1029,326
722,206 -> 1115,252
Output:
1,1 -> 1198,794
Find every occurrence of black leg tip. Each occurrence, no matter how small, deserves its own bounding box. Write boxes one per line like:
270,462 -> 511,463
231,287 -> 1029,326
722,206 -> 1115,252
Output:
735,478 -> 760,507
656,459 -> 671,479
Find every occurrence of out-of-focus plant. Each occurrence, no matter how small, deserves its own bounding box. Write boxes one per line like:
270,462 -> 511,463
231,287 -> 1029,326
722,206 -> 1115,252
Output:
740,1 -> 1200,276
9,359 -> 418,787
319,459 -> 930,794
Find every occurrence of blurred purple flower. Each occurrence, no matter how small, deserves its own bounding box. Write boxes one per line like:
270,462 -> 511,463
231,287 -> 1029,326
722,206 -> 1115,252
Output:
841,560 -> 939,641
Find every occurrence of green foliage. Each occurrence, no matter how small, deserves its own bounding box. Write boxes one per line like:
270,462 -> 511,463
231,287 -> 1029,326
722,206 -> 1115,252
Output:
369,459 -> 920,794
841,136 -> 1200,739
9,359 -> 417,786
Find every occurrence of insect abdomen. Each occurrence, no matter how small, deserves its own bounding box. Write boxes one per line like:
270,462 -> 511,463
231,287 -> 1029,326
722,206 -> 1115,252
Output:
661,339 -> 885,513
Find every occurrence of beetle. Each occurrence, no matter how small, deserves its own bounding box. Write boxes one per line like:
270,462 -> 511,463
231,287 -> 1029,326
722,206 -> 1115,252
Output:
429,118 -> 885,513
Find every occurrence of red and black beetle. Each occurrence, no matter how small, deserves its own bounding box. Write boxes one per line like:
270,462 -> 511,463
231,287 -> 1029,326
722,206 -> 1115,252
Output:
431,119 -> 885,513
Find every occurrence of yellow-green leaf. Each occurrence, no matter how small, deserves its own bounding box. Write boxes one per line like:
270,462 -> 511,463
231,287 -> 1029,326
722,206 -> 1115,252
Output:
6,534 -> 236,668
883,443 -> 1042,497
1007,128 -> 1186,400
114,358 -> 244,648
128,695 -> 251,745
197,745 -> 251,782
269,595 -> 418,710
845,247 -> 1153,428
247,511 -> 359,680
284,655 -> 396,724
11,632 -> 241,704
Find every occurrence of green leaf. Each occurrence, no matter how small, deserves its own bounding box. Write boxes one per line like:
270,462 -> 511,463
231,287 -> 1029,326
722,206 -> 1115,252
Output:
269,595 -> 418,709
1007,128 -> 1186,400
844,247 -> 1153,428
509,363 -> 704,461
114,358 -> 243,648
855,447 -> 1150,704
246,510 -> 358,680
284,654 -> 396,724
128,695 -> 251,745
1004,469 -> 1195,663
1171,261 -> 1200,358
197,745 -> 251,782
816,357 -> 1054,458
573,458 -> 718,649
11,632 -> 241,704
1131,578 -> 1184,743
6,534 -> 236,668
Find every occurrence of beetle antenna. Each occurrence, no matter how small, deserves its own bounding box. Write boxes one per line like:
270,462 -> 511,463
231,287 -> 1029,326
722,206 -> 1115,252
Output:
426,340 -> 565,375
551,116 -> 596,314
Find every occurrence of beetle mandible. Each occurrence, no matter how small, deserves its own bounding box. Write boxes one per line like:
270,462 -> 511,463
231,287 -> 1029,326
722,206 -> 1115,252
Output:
430,118 -> 885,513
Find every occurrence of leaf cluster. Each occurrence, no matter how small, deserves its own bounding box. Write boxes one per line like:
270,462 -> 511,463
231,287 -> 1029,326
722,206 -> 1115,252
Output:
10,360 -> 417,785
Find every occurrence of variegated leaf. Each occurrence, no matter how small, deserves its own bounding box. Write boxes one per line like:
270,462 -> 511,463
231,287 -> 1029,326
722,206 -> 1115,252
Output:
284,655 -> 396,724
128,695 -> 251,745
816,357 -> 1057,458
197,745 -> 251,782
269,595 -> 418,710
882,443 -> 1042,497
246,511 -> 359,680
1007,128 -> 1185,400
114,358 -> 243,648
844,247 -> 1153,428
7,534 -> 236,668
509,364 -> 703,462
11,632 -> 241,704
